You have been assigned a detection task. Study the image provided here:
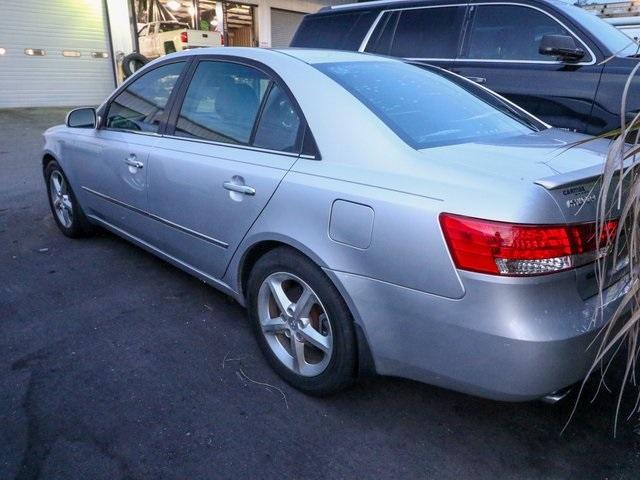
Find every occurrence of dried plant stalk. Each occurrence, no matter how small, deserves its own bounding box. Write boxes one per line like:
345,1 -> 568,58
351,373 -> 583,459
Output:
565,59 -> 640,436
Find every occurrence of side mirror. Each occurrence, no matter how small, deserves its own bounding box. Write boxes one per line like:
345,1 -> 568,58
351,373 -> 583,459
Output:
66,107 -> 97,128
539,34 -> 585,62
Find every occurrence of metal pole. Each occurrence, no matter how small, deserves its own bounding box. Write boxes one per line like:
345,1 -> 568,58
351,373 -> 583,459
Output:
102,0 -> 118,88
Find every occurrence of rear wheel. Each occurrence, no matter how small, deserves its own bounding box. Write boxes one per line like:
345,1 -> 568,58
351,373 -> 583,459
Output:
247,247 -> 357,395
45,160 -> 93,238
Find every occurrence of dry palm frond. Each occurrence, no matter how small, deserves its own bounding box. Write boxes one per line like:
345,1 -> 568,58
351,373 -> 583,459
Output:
564,61 -> 640,436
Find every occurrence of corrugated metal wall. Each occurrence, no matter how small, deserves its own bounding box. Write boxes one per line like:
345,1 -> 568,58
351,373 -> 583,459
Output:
0,0 -> 115,108
270,8 -> 305,48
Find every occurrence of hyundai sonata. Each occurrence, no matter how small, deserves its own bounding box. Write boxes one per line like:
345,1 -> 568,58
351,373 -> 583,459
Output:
43,48 -> 628,400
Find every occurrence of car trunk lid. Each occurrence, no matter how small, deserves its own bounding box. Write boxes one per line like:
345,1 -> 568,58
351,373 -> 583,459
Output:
535,157 -> 632,300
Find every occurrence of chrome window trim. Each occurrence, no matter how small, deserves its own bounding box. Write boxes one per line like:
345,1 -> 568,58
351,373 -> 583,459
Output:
358,2 -> 597,66
102,128 -> 163,137
102,128 -> 315,160
162,134 -> 309,159
357,10 -> 386,52
82,186 -> 229,249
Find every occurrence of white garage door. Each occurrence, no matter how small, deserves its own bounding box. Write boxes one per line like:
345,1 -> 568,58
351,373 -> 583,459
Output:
0,0 -> 115,108
271,9 -> 306,48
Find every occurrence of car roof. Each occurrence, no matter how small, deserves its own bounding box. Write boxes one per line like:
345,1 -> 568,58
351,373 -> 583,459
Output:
317,0 -> 563,14
159,46 -> 396,65
275,48 -> 397,65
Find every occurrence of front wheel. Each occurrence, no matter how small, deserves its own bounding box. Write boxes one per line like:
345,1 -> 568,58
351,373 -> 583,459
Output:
247,247 -> 357,395
45,160 -> 93,238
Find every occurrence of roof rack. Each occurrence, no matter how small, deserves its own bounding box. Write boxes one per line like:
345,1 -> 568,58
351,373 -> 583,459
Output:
328,0 -> 418,11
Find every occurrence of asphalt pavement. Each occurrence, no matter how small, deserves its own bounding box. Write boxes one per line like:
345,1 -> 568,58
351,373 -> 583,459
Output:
1,108 -> 639,480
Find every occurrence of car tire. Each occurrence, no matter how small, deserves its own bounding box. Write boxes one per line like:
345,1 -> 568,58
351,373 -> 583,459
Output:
45,160 -> 94,238
247,247 -> 357,396
121,52 -> 149,79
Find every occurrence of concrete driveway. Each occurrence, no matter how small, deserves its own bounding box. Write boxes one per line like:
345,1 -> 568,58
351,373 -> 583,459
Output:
1,108 -> 639,480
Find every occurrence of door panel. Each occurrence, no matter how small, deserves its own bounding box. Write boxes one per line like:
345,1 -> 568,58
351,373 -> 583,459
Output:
454,4 -> 603,131
71,61 -> 187,235
146,139 -> 297,278
451,63 -> 603,131
146,59 -> 304,279
72,129 -> 150,236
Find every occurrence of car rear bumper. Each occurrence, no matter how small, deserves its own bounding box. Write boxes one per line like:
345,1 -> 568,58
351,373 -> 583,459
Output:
327,268 -> 631,401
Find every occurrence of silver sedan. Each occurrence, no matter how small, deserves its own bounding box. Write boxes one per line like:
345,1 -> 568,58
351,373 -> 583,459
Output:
43,48 -> 628,401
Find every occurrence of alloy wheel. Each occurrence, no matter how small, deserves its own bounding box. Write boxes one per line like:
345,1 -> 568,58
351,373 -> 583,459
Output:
257,272 -> 333,377
49,170 -> 74,228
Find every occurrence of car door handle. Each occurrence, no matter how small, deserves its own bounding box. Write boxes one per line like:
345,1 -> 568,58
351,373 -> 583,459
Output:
464,76 -> 487,85
124,156 -> 144,169
223,181 -> 255,196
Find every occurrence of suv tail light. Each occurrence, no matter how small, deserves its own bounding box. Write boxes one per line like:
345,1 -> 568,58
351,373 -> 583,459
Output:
180,31 -> 188,43
439,213 -> 618,276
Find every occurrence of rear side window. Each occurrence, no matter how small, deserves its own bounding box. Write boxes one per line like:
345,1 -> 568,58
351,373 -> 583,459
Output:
253,85 -> 301,153
290,12 -> 377,50
175,61 -> 270,145
463,5 -> 577,61
106,61 -> 185,133
383,7 -> 465,59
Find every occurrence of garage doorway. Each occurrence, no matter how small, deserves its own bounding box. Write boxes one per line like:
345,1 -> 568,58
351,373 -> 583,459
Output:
222,3 -> 257,47
0,0 -> 114,107
270,8 -> 305,48
132,0 -> 255,61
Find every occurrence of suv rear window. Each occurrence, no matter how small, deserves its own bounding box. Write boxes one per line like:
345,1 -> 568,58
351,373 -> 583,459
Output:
314,61 -> 539,149
290,12 -> 377,50
389,7 -> 465,59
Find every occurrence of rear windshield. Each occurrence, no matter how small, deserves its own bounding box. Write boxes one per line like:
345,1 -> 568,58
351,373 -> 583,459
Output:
314,61 -> 540,149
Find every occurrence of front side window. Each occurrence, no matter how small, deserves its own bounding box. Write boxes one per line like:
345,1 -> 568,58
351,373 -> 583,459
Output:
106,61 -> 185,133
463,5 -> 582,61
388,7 -> 465,59
175,61 -> 270,144
315,60 -> 538,149
253,85 -> 301,152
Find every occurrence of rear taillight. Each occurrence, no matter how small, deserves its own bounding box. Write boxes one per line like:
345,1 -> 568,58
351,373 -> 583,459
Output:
180,31 -> 188,43
439,213 -> 618,276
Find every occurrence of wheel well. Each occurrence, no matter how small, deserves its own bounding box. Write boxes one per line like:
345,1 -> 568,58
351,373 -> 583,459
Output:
42,153 -> 56,173
239,239 -> 376,377
239,240 -> 290,298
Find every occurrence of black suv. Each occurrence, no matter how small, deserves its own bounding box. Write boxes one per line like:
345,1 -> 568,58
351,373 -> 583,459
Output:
291,0 -> 640,135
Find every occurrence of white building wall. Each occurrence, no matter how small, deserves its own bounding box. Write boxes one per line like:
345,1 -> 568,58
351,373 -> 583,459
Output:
255,0 -> 349,48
